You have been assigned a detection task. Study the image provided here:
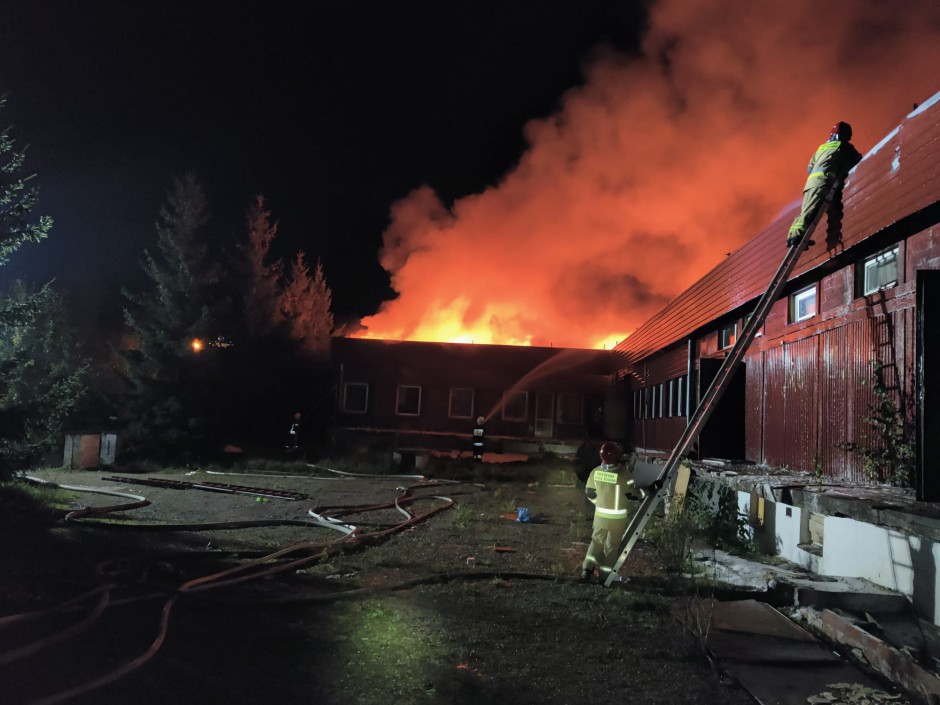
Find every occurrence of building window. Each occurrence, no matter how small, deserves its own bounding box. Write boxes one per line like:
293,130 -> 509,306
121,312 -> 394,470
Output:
502,391 -> 528,421
666,379 -> 674,417
557,392 -> 583,424
343,383 -> 369,414
658,383 -> 665,418
448,388 -> 474,418
790,285 -> 817,323
676,376 -> 685,417
396,385 -> 422,416
859,245 -> 900,296
719,321 -> 738,349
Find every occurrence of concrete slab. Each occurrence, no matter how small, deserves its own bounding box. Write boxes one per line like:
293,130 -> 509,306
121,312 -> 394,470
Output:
692,547 -> 909,614
700,600 -> 909,705
711,599 -> 816,640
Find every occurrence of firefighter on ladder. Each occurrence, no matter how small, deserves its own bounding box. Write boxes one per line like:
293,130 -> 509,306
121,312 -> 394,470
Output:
786,121 -> 862,248
581,441 -> 640,581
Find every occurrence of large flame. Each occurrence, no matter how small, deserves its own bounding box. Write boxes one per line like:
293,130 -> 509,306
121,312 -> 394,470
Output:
356,0 -> 940,349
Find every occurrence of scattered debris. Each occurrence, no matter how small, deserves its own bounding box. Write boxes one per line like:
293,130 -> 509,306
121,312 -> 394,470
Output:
806,682 -> 908,704
325,572 -> 358,580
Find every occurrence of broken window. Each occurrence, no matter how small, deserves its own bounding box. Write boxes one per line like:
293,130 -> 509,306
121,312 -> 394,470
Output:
343,382 -> 369,414
790,284 -> 817,323
448,387 -> 474,418
858,244 -> 900,296
396,385 -> 422,416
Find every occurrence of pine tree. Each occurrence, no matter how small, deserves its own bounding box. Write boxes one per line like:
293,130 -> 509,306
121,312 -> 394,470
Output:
0,284 -> 87,473
0,96 -> 84,477
0,98 -> 52,267
279,252 -> 334,358
122,173 -> 223,457
240,194 -> 282,336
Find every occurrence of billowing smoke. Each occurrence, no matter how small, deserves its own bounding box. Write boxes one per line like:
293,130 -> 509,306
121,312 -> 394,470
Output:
358,0 -> 940,349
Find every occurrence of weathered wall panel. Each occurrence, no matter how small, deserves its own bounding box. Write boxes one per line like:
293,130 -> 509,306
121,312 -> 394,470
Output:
763,344 -> 787,465
787,336 -> 820,472
640,345 -> 688,385
820,324 -> 853,478
744,350 -> 764,462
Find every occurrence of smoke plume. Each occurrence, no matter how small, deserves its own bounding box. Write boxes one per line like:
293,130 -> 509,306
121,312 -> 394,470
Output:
358,0 -> 940,349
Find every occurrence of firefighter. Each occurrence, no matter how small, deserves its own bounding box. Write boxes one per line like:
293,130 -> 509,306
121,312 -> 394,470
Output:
471,416 -> 486,461
787,121 -> 862,248
287,412 -> 302,450
581,441 -> 639,581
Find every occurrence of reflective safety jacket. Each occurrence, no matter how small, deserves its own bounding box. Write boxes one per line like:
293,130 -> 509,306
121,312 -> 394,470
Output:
585,460 -> 638,521
804,139 -> 862,190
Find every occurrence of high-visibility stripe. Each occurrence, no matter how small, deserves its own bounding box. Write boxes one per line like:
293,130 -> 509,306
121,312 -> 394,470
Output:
596,507 -> 628,518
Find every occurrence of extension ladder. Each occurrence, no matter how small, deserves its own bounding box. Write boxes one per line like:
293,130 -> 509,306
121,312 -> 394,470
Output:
603,182 -> 839,587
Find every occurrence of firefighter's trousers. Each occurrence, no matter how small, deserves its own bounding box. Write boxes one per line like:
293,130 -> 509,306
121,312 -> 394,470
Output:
582,515 -> 629,574
788,184 -> 828,239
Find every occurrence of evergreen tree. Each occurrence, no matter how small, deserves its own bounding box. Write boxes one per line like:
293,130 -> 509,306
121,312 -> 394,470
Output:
0,97 -> 52,267
0,284 -> 87,474
122,173 -> 223,458
240,194 -> 282,336
0,96 -> 84,478
280,252 -> 334,358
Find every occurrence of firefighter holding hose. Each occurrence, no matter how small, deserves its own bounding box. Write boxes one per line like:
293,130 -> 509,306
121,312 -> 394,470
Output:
581,441 -> 639,581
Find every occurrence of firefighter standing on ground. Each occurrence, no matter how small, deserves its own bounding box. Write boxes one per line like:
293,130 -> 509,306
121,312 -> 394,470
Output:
581,442 -> 639,580
787,121 -> 862,248
472,416 -> 486,461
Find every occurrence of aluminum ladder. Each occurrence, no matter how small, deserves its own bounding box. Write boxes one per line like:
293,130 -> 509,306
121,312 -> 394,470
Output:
603,183 -> 839,587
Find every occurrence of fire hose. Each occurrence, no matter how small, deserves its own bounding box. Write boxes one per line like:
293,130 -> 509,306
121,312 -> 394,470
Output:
3,471 -> 459,705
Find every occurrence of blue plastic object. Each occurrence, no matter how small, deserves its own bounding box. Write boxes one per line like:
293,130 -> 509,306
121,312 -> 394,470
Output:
516,507 -> 531,523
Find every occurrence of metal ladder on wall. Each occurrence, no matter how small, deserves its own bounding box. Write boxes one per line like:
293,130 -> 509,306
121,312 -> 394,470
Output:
603,183 -> 840,587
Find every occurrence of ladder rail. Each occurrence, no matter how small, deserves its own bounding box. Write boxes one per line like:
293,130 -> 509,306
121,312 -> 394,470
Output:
603,182 -> 839,587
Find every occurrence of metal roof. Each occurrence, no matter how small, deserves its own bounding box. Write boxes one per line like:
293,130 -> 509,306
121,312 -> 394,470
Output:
614,90 -> 940,365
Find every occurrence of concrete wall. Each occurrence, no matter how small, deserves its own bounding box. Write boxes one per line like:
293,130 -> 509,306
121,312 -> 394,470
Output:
734,487 -> 940,626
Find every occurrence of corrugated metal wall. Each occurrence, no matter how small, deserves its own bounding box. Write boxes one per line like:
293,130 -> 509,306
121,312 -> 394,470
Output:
744,351 -> 764,461
750,303 -> 914,481
762,337 -> 819,470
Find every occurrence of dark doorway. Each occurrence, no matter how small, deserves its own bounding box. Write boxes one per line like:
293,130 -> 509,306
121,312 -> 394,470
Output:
696,358 -> 746,460
916,270 -> 940,501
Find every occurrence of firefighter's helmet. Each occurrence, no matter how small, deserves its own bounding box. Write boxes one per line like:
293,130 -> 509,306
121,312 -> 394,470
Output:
599,442 -> 623,465
830,121 -> 852,141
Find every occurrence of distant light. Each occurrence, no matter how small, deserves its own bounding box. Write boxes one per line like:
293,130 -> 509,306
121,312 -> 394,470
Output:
191,338 -> 204,352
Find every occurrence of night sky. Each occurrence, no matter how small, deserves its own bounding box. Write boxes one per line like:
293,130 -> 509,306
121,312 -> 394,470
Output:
0,1 -> 647,329
2,1 -> 939,348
